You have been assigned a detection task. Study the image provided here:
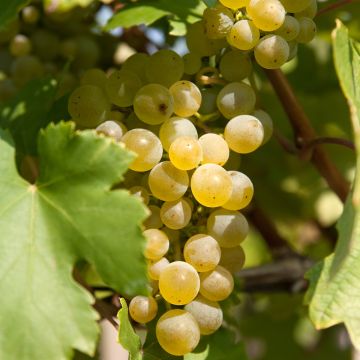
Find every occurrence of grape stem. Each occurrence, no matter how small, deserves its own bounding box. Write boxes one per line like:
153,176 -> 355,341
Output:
316,0 -> 359,16
264,68 -> 350,203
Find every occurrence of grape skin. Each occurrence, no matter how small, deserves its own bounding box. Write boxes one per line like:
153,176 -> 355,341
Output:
160,198 -> 192,230
183,53 -> 202,75
169,136 -> 203,170
253,109 -> 274,144
280,0 -> 312,13
219,50 -> 252,82
203,5 -> 234,39
144,205 -> 163,229
129,296 -> 158,324
156,309 -> 200,356
96,121 -> 124,142
199,133 -> 230,166
143,229 -> 169,260
148,257 -> 170,280
219,246 -> 246,273
274,15 -> 300,42
297,17 -> 317,44
227,20 -> 260,51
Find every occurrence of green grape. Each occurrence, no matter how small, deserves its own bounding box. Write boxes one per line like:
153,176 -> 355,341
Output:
219,246 -> 246,273
219,50 -> 252,82
199,133 -> 229,166
144,205 -> 163,229
207,209 -> 249,248
0,79 -> 16,102
149,161 -> 189,201
280,0 -> 312,13
60,38 -> 77,59
199,265 -> 234,301
223,171 -> 254,210
96,120 -> 124,141
169,80 -> 202,118
31,30 -> 59,61
80,68 -> 107,91
217,82 -> 256,119
108,110 -> 126,123
274,15 -> 300,41
145,49 -> 184,87
159,117 -> 198,152
0,20 -> 19,44
199,87 -> 221,115
297,17 -> 317,43
203,5 -> 234,39
186,21 -> 227,57
148,257 -> 169,280
160,198 -> 192,230
184,234 -> 221,272
254,34 -> 289,69
56,72 -> 78,99
133,84 -> 174,125
22,5 -> 40,24
121,128 -> 163,172
68,85 -> 110,128
9,35 -> 32,57
11,55 -> 44,88
253,109 -> 273,144
295,0 -> 317,19
169,136 -> 202,170
143,229 -> 169,260
185,295 -> 223,335
156,309 -> 200,356
224,114 -> 264,154
159,261 -> 200,305
247,0 -> 285,31
219,0 -> 249,9
129,296 -> 158,324
287,41 -> 298,61
191,164 -> 232,208
227,20 -> 260,50
73,35 -> 100,70
106,69 -> 142,107
129,186 -> 150,205
122,53 -> 149,83
183,53 -> 202,75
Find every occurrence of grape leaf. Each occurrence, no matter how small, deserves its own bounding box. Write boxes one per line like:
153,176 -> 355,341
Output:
202,0 -> 218,7
0,0 -> 29,30
105,0 -> 205,36
306,22 -> 360,349
0,122 -> 148,360
118,298 -> 142,360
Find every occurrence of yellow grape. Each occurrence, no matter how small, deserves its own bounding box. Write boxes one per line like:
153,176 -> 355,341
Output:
219,50 -> 252,82
219,0 -> 249,9
144,205 -> 163,229
219,246 -> 246,273
160,198 -> 192,230
143,229 -> 169,260
227,20 -> 260,51
129,296 -> 158,324
274,15 -> 300,41
169,136 -> 203,170
148,257 -> 170,280
199,133 -> 229,166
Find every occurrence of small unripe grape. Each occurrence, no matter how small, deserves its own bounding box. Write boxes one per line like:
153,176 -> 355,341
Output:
148,257 -> 170,280
80,68 -> 107,91
274,15 -> 300,41
280,0 -> 312,13
96,121 -> 124,141
183,53 -> 202,75
169,81 -> 202,118
297,17 -> 317,44
156,309 -> 200,356
122,53 -> 149,83
159,261 -> 200,305
9,35 -> 32,57
191,164 -> 232,208
143,229 -> 169,260
160,198 -> 192,230
149,161 -> 189,202
207,209 -> 249,248
129,296 -> 158,324
203,5 -> 234,39
144,205 -> 163,229
199,133 -> 229,166
199,265 -> 234,301
185,295 -> 223,335
227,20 -> 260,51
223,171 -> 254,210
129,186 -> 150,205
219,246 -> 246,273
22,6 -> 40,24
169,136 -> 202,170
184,234 -> 221,272
121,129 -> 163,172
224,115 -> 264,154
253,109 -> 273,144
219,50 -> 252,82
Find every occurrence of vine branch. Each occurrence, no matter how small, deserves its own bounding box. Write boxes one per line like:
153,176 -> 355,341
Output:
316,0 -> 359,16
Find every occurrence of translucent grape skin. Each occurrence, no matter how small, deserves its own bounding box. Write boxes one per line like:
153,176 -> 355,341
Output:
122,53 -> 149,83
144,205 -> 163,229
274,15 -> 300,41
169,136 -> 203,170
254,34 -> 290,69
191,164 -> 233,208
159,117 -> 198,152
143,228 -> 169,260
295,0 -> 317,19
129,296 -> 158,324
280,0 -> 312,13
224,115 -> 264,154
219,50 -> 252,82
219,0 -> 249,9
199,265 -> 234,302
156,309 -> 200,356
227,20 -> 260,51
247,0 -> 286,32
80,68 -> 107,91
129,185 -> 150,205
145,49 -> 184,87
219,246 -> 246,273
217,82 -> 256,119
207,209 -> 249,248
297,17 -> 317,44
160,198 -> 192,230
149,161 -> 189,202
223,171 -> 254,211
96,121 -> 124,141
183,53 -> 202,75
169,80 -> 202,118
121,129 -> 163,172
203,5 -> 234,39
199,133 -> 229,166
253,109 -> 273,144
133,84 -> 174,125
148,257 -> 170,280
159,261 -> 200,305
184,234 -> 221,272
185,295 -> 223,335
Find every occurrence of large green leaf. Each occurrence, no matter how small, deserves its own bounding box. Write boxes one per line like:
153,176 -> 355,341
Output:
0,122 -> 148,360
306,22 -> 360,349
105,0 -> 206,36
0,0 -> 29,30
